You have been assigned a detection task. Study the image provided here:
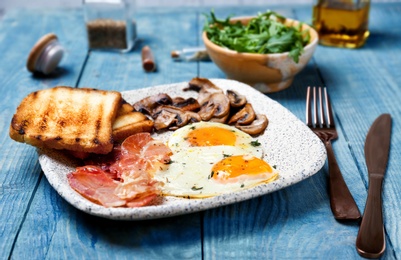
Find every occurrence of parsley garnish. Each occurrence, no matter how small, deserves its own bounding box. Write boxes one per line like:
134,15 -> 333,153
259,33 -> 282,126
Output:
250,140 -> 261,147
204,10 -> 310,63
191,186 -> 203,191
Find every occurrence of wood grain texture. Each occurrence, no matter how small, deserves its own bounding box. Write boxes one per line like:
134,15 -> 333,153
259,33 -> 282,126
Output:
78,9 -> 200,91
296,4 -> 401,258
198,6 -> 379,259
7,8 -> 203,260
0,8 -> 87,259
1,3 -> 401,260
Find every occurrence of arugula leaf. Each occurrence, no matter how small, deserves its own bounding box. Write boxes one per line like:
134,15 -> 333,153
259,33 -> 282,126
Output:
204,10 -> 310,63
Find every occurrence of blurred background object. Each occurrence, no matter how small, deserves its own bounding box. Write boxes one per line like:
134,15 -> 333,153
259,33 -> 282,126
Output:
1,0 -> 399,9
83,0 -> 137,52
312,0 -> 371,48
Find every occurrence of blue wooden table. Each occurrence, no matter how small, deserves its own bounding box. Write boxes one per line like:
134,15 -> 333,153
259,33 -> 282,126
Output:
1,3 -> 400,259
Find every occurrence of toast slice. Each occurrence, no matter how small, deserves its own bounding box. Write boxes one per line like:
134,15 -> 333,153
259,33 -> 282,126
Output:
10,86 -> 122,154
112,110 -> 154,142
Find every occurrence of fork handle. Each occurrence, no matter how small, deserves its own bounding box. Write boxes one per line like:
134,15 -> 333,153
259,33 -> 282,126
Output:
325,140 -> 362,220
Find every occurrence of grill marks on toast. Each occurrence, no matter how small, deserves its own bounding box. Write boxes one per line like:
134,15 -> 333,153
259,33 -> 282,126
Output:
10,87 -> 122,154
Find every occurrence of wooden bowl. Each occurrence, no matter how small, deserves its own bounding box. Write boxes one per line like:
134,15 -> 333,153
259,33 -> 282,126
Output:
203,17 -> 318,93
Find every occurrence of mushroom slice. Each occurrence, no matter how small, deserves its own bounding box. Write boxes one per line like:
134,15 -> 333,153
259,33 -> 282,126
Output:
226,89 -> 247,108
133,93 -> 172,115
198,101 -> 216,121
235,114 -> 268,136
198,92 -> 230,121
185,111 -> 202,123
153,105 -> 190,130
185,77 -> 224,104
209,113 -> 230,124
186,77 -> 223,93
172,97 -> 200,112
228,103 -> 256,125
153,109 -> 177,131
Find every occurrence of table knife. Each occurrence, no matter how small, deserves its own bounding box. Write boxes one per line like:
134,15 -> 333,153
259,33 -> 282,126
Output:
356,114 -> 392,258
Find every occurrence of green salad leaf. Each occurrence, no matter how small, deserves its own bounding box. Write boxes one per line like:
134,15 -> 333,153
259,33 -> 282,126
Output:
203,10 -> 310,63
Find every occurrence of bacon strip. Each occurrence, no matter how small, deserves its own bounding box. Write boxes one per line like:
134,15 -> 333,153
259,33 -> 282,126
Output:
67,166 -> 126,207
67,133 -> 172,208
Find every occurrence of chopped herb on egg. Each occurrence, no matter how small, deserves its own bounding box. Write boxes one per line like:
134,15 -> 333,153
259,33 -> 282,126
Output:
190,126 -> 196,130
241,184 -> 245,188
273,165 -> 277,169
208,171 -> 215,179
250,140 -> 261,147
223,154 -> 232,158
191,186 -> 203,191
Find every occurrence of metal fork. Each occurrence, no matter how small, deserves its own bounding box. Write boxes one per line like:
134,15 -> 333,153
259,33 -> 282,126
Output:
306,86 -> 361,220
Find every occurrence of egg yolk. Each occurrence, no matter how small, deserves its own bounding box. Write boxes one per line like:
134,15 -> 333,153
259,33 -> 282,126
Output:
187,126 -> 237,146
211,155 -> 273,181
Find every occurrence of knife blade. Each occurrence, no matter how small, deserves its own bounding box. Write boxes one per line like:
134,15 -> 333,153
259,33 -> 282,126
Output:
356,113 -> 392,258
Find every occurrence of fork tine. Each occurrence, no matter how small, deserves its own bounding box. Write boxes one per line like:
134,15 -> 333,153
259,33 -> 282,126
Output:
313,87 -> 318,127
319,87 -> 326,127
324,87 -> 335,127
306,86 -> 312,126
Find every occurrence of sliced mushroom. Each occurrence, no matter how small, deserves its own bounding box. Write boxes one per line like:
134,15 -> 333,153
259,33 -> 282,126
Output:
198,92 -> 230,121
152,105 -> 190,130
228,103 -> 256,125
153,109 -> 177,131
235,114 -> 268,135
209,113 -> 230,124
198,101 -> 216,121
226,89 -> 247,108
185,111 -> 202,123
133,93 -> 172,115
186,77 -> 223,93
185,77 -> 224,104
172,97 -> 200,112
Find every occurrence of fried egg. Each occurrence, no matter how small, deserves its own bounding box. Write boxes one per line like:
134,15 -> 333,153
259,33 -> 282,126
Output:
154,121 -> 278,198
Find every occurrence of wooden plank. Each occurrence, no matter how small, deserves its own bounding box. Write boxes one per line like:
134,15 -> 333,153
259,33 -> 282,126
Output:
197,5 -> 397,259
16,179 -> 202,259
0,8 -> 87,259
78,8 -> 201,91
2,3 -> 400,259
9,8 -> 203,259
296,3 -> 401,258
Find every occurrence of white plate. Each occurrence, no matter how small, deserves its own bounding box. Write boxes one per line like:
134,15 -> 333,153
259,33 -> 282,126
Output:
38,79 -> 326,220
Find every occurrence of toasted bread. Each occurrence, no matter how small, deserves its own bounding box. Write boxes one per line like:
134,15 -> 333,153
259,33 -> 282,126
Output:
10,86 -> 122,154
112,111 -> 154,142
116,101 -> 135,117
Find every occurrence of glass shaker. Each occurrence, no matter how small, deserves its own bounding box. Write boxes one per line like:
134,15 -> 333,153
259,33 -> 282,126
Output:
83,0 -> 137,52
312,0 -> 371,48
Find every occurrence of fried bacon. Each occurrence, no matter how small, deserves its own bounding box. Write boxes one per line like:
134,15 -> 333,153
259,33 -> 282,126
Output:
67,133 -> 172,208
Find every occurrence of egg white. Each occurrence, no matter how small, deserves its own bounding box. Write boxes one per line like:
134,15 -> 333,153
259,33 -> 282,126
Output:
154,122 -> 278,198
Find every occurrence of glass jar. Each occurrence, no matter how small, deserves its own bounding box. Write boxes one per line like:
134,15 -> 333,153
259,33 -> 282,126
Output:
312,0 -> 371,48
83,0 -> 137,52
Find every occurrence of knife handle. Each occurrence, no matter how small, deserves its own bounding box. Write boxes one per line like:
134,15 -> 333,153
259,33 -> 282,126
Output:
356,175 -> 386,258
326,141 -> 362,220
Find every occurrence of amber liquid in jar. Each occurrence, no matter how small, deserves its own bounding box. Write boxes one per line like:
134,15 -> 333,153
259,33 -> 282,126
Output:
312,1 -> 370,48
